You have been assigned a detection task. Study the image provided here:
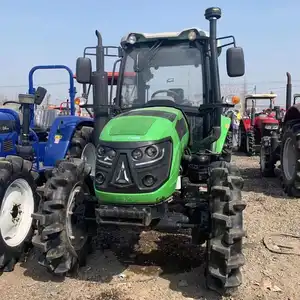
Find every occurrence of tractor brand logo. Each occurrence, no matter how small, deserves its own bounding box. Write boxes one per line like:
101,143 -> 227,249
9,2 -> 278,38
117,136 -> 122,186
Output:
54,134 -> 62,144
115,161 -> 130,184
0,125 -> 9,132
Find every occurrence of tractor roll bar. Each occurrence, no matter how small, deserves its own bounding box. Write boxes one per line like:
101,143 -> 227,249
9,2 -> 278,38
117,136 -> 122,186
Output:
28,65 -> 76,116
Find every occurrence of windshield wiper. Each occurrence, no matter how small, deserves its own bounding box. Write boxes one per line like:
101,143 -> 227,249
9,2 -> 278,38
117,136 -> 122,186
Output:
134,41 -> 163,73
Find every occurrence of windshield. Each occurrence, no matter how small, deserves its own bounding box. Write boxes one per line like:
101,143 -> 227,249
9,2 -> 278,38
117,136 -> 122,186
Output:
119,42 -> 204,108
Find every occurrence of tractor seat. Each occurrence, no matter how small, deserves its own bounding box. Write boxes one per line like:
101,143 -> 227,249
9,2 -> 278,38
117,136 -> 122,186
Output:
30,126 -> 49,142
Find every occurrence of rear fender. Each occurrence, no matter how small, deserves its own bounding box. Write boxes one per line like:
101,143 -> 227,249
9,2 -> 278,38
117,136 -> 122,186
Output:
283,104 -> 300,125
43,116 -> 93,166
213,115 -> 230,153
241,118 -> 251,131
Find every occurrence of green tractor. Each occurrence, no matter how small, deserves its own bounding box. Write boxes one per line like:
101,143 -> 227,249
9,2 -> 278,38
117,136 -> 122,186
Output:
32,7 -> 246,295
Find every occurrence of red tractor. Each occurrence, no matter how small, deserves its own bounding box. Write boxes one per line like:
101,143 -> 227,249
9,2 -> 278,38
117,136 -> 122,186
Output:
238,93 -> 279,156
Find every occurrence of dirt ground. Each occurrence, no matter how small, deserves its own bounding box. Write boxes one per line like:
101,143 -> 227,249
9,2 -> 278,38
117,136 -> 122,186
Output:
1,153 -> 300,300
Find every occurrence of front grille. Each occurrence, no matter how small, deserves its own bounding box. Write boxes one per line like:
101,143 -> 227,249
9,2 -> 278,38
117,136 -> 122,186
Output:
3,139 -> 14,152
262,125 -> 278,137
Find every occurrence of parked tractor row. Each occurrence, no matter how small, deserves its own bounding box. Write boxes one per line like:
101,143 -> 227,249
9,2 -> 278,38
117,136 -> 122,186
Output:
0,6 -> 247,296
259,72 -> 300,197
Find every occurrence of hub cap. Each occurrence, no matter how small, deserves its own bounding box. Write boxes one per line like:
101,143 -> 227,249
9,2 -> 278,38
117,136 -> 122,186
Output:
0,179 -> 34,248
282,137 -> 296,181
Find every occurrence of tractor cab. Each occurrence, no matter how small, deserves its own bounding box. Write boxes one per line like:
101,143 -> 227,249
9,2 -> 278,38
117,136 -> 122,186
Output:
244,93 -> 277,117
244,93 -> 278,128
239,93 -> 279,155
110,28 -> 244,152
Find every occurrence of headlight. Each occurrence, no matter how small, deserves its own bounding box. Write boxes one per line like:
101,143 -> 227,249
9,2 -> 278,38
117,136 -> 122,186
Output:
97,145 -> 116,165
188,30 -> 197,41
133,142 -> 167,167
132,148 -> 143,160
145,145 -> 159,158
265,125 -> 279,130
127,34 -> 136,44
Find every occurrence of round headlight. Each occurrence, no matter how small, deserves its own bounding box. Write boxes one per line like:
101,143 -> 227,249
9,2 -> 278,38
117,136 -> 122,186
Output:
188,30 -> 197,41
132,148 -> 143,160
97,146 -> 105,156
107,149 -> 116,159
145,145 -> 158,158
95,172 -> 105,185
142,175 -> 156,187
128,34 -> 137,44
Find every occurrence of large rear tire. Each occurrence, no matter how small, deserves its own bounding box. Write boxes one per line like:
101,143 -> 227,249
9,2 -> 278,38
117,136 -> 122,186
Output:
32,159 -> 94,275
206,161 -> 246,295
246,127 -> 255,156
280,125 -> 300,197
0,156 -> 37,273
68,126 -> 94,158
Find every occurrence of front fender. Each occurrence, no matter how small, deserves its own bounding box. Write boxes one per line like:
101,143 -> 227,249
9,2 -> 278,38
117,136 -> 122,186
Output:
43,115 -> 93,166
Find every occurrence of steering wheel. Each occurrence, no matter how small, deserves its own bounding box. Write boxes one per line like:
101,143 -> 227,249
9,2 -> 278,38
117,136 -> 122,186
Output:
3,101 -> 20,106
151,89 -> 180,101
264,108 -> 272,115
3,101 -> 22,111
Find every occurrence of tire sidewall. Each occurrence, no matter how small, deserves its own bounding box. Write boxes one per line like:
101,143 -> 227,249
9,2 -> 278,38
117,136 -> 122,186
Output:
280,129 -> 300,186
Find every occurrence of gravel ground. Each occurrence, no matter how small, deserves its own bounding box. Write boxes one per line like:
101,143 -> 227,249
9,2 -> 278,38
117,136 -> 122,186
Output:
1,153 -> 300,300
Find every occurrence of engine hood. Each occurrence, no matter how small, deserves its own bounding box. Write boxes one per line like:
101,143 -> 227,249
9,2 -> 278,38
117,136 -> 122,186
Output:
100,107 -> 187,142
0,111 -> 17,121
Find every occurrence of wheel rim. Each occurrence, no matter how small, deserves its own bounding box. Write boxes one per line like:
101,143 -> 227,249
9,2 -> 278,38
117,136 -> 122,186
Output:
66,184 -> 88,254
0,179 -> 34,248
282,137 -> 296,181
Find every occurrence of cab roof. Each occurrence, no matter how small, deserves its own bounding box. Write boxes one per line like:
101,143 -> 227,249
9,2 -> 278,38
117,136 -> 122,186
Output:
121,28 -> 209,42
245,93 -> 277,100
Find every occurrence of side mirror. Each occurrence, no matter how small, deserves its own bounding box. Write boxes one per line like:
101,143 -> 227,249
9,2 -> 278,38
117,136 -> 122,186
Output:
76,57 -> 92,84
34,86 -> 47,105
226,47 -> 245,77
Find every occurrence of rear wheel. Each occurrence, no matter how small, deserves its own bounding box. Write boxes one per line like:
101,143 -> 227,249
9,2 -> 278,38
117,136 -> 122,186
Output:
280,125 -> 300,197
68,126 -> 94,158
246,128 -> 255,156
32,159 -> 94,275
0,156 -> 37,273
206,161 -> 246,295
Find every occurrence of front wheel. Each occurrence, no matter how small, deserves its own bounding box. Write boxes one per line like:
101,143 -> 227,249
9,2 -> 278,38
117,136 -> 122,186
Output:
206,161 -> 246,295
222,131 -> 233,162
0,156 -> 37,273
260,140 -> 275,177
32,159 -> 94,275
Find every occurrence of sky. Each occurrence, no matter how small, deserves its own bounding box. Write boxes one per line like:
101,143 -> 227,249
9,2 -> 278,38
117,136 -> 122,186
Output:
0,0 -> 299,105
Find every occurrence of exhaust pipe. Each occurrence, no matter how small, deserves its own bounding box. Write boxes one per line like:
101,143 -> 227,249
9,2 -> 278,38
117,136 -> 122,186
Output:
286,72 -> 292,110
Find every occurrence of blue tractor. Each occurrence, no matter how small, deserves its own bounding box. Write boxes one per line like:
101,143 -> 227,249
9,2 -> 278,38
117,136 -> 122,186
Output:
0,64 -> 92,159
0,65 -> 94,273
